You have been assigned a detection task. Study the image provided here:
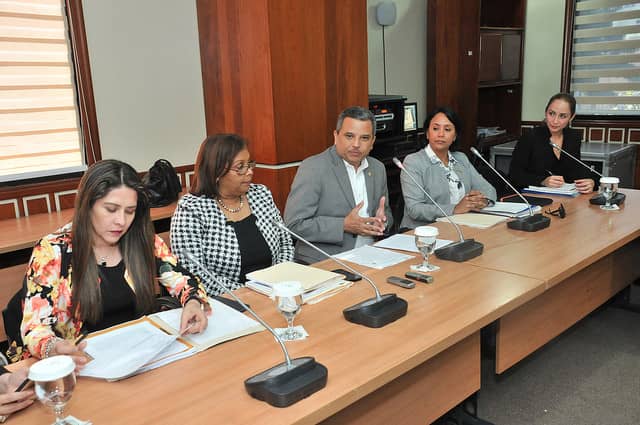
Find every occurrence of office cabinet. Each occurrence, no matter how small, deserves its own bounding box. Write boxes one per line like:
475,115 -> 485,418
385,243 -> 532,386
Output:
479,31 -> 522,83
427,0 -> 526,153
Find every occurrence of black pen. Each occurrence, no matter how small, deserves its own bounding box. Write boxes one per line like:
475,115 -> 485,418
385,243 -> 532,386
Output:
15,377 -> 31,392
545,170 -> 553,176
74,331 -> 88,346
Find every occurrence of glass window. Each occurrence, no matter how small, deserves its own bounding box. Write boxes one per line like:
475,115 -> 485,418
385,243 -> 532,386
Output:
569,0 -> 640,116
0,0 -> 87,182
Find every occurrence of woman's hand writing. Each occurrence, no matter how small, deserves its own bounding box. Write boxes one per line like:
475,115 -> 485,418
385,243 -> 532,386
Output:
180,299 -> 209,335
543,174 -> 565,188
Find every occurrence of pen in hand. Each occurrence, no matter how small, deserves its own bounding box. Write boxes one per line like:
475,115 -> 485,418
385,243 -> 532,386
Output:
15,378 -> 31,392
180,321 -> 196,336
74,331 -> 88,346
545,170 -> 553,176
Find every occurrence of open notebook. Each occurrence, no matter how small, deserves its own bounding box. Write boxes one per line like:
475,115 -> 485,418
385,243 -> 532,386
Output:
79,297 -> 263,381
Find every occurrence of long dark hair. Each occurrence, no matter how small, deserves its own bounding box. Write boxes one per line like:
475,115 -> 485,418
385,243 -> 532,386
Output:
71,159 -> 156,323
190,134 -> 248,197
423,106 -> 462,151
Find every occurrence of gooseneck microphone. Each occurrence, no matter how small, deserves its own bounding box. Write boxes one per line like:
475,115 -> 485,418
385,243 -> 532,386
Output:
393,157 -> 483,261
549,141 -> 625,205
469,147 -> 550,232
275,221 -> 407,328
549,142 -> 603,178
184,252 -> 327,407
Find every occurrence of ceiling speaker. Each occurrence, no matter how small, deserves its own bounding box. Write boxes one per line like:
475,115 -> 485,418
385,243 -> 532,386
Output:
376,1 -> 397,27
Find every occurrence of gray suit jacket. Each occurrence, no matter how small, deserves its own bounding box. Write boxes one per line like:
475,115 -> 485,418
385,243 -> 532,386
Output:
400,149 -> 496,229
284,146 -> 393,264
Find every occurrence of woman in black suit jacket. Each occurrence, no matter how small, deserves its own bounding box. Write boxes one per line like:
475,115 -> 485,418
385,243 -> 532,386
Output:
509,93 -> 596,193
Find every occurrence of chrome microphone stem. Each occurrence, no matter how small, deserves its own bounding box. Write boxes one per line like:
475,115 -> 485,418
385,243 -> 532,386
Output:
549,142 -> 603,178
392,157 -> 465,242
184,252 -> 292,366
469,147 -> 534,217
275,221 -> 382,301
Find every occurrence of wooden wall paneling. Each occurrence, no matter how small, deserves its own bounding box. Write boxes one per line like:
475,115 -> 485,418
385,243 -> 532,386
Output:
427,0 -> 480,153
197,0 -> 368,205
267,0 -> 329,163
323,0 -> 369,136
196,0 -> 277,162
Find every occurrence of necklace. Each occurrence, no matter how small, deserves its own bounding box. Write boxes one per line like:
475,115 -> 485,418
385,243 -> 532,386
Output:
217,195 -> 244,213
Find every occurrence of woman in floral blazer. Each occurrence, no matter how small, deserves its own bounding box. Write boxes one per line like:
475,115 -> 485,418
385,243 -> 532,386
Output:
8,160 -> 209,365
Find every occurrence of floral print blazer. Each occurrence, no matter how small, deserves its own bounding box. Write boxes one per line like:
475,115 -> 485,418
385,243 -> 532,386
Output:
10,227 -> 208,362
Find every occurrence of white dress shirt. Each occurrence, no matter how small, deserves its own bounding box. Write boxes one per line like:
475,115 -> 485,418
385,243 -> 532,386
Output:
343,158 -> 374,248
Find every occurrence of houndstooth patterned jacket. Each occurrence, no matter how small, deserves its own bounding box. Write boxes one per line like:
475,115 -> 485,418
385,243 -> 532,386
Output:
170,184 -> 294,296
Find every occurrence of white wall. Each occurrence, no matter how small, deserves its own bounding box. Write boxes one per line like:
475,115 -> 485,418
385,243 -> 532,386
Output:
367,0 -> 427,125
521,0 -> 566,121
82,0 -> 206,170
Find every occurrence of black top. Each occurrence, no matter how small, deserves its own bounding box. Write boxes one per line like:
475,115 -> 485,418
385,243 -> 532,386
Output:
228,214 -> 272,283
509,125 -> 595,189
85,261 -> 139,333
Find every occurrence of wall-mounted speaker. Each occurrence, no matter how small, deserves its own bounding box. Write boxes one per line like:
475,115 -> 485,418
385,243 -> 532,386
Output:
376,1 -> 397,27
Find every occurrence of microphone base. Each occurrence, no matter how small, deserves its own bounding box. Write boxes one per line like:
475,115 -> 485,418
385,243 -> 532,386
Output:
244,356 -> 328,407
435,239 -> 483,262
589,192 -> 626,206
343,293 -> 408,328
507,213 -> 551,232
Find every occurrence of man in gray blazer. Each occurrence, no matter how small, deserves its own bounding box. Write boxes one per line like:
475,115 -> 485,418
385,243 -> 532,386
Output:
284,106 -> 393,264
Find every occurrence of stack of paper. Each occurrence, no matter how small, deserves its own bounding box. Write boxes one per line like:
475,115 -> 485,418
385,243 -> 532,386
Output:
478,202 -> 541,218
524,183 -> 578,197
79,298 -> 264,381
246,261 -> 350,304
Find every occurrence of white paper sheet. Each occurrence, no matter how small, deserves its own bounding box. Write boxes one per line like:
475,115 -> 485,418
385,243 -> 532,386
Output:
374,234 -> 453,253
80,319 -> 179,381
334,245 -> 413,269
149,298 -> 263,349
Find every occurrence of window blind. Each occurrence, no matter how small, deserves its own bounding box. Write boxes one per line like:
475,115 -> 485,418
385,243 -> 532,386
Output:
571,0 -> 640,116
0,0 -> 85,182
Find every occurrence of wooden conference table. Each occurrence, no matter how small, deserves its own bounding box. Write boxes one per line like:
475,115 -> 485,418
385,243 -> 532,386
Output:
14,190 -> 639,424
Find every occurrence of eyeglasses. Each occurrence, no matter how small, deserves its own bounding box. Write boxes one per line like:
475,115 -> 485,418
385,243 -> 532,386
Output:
545,203 -> 566,219
229,160 -> 256,175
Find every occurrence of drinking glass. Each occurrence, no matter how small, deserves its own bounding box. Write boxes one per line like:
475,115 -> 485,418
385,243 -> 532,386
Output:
411,226 -> 440,272
599,177 -> 619,211
28,355 -> 76,425
272,281 -> 304,341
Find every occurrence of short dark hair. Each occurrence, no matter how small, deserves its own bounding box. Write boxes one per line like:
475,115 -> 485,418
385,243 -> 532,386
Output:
545,92 -> 576,116
423,106 -> 462,151
336,106 -> 376,136
191,134 -> 248,197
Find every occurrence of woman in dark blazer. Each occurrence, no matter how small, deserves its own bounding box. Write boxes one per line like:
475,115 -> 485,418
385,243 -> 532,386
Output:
171,134 -> 294,296
509,93 -> 596,193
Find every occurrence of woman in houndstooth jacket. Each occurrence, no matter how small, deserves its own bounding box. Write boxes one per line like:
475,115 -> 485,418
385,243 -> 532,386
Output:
171,134 -> 294,296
